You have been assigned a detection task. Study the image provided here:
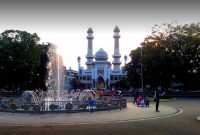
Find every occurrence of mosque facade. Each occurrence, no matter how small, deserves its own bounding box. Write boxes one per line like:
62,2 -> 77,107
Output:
77,26 -> 127,90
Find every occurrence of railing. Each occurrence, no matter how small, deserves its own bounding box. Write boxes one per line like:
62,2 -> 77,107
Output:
0,98 -> 127,113
120,91 -> 200,98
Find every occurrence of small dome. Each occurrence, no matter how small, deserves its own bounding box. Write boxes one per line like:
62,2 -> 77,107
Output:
77,56 -> 81,62
87,27 -> 93,33
114,26 -> 120,32
95,48 -> 108,61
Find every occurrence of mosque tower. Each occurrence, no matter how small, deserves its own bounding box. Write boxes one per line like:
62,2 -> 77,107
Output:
77,56 -> 81,71
112,26 -> 121,70
85,27 -> 94,70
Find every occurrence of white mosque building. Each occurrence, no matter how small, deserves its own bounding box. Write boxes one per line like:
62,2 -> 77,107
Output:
77,26 -> 127,90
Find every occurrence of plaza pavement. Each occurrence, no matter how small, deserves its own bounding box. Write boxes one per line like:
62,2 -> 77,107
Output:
0,99 -> 200,135
0,102 -> 181,126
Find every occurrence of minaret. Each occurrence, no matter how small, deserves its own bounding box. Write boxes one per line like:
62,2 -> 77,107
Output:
77,56 -> 81,72
112,26 -> 121,70
86,27 -> 94,70
124,55 -> 127,65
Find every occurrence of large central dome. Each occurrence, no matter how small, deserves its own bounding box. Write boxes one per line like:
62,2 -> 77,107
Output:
95,48 -> 108,61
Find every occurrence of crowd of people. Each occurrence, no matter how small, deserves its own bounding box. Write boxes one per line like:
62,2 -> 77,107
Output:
135,95 -> 150,107
131,87 -> 161,112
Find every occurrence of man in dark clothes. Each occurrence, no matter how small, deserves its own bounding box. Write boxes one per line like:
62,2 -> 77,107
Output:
134,90 -> 139,104
155,88 -> 160,112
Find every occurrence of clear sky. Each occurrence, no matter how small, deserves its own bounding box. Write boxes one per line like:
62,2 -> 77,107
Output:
0,0 -> 200,70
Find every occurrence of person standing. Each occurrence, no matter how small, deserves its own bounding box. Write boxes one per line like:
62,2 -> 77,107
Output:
155,88 -> 160,112
134,90 -> 139,104
88,98 -> 95,113
99,90 -> 104,100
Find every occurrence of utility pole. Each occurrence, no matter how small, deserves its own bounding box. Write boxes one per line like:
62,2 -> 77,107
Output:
140,45 -> 144,92
37,74 -> 39,89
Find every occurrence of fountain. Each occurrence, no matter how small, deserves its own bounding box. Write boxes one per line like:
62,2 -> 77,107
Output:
0,44 -> 127,113
0,88 -> 127,113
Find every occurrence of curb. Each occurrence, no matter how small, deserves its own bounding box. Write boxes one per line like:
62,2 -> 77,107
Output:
196,116 -> 200,122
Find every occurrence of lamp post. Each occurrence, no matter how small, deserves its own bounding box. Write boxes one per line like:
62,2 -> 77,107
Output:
106,65 -> 109,90
37,74 -> 39,89
140,44 -> 144,92
124,55 -> 127,66
171,75 -> 175,91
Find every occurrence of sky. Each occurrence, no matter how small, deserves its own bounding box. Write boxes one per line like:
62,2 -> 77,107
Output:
0,0 -> 200,70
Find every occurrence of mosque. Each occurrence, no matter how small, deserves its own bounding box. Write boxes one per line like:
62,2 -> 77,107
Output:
77,26 -> 127,90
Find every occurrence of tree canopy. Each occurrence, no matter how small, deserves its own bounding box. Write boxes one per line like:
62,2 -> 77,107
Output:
126,22 -> 200,91
0,30 -> 48,91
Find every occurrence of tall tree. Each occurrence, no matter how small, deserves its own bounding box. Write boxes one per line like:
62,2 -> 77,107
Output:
0,30 -> 48,91
127,22 -> 200,90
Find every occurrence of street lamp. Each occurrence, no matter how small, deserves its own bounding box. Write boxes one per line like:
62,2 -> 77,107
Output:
37,74 -> 39,89
171,75 -> 175,91
140,44 -> 144,92
124,55 -> 127,66
106,65 -> 109,90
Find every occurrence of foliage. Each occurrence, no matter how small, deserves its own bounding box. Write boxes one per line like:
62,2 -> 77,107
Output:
21,104 -> 30,111
127,22 -> 200,90
10,103 -> 17,110
0,30 -> 49,90
33,105 -> 41,112
65,103 -> 73,110
49,104 -> 59,111
79,104 -> 87,109
114,78 -> 130,90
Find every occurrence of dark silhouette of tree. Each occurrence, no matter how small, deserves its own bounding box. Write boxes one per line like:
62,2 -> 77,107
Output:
0,30 -> 48,91
127,22 -> 200,90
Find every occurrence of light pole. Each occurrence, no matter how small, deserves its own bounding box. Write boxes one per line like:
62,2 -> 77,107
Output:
124,55 -> 127,66
37,74 -> 39,89
171,75 -> 175,91
106,65 -> 109,90
140,44 -> 144,92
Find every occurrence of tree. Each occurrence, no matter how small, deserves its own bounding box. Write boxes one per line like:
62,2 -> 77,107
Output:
118,77 -> 129,90
127,22 -> 200,90
126,48 -> 142,88
0,30 -> 48,91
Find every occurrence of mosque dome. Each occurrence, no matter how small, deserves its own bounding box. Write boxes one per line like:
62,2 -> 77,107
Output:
95,48 -> 108,61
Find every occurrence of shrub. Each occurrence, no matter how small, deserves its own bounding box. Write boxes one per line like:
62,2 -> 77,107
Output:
49,104 -> 59,111
33,105 -> 41,112
10,104 -> 17,110
79,104 -> 87,109
65,103 -> 73,110
21,104 -> 30,111
96,103 -> 102,108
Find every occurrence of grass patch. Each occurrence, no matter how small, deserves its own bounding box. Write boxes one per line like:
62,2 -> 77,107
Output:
149,97 -> 176,102
126,97 -> 176,102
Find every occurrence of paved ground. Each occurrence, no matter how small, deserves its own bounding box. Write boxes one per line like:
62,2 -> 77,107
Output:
0,103 -> 180,126
0,98 -> 199,135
